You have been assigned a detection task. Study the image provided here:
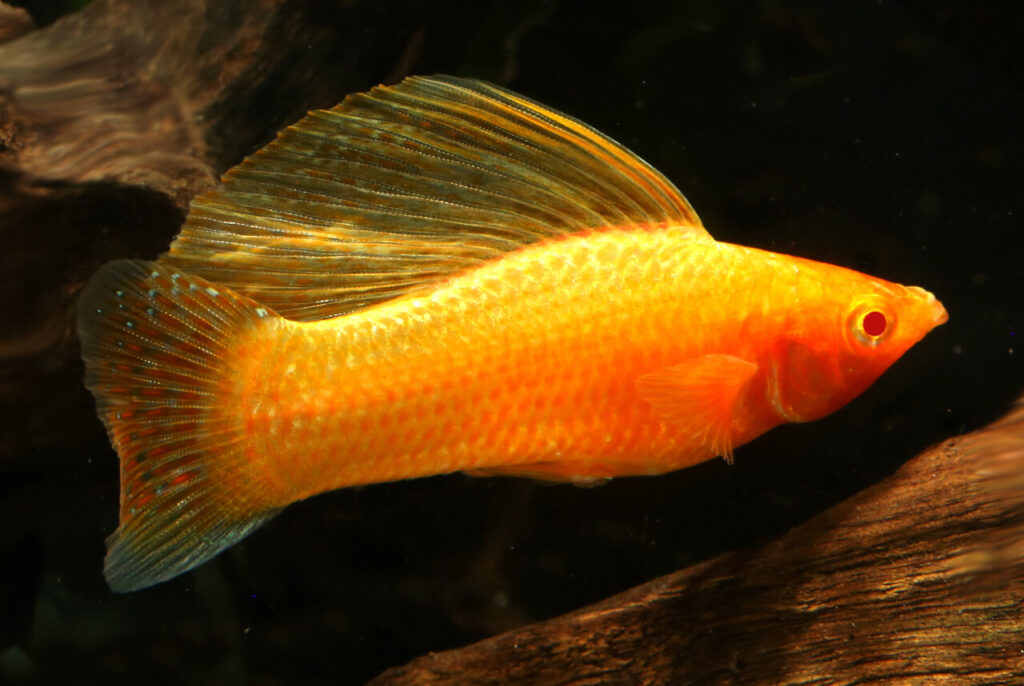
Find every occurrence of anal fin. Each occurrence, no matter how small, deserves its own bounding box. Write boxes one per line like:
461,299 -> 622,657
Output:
465,462 -> 611,487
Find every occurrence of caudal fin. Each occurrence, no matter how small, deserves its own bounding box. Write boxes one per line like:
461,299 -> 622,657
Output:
77,259 -> 282,592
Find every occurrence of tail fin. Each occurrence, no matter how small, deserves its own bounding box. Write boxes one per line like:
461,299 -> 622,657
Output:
77,259 -> 282,592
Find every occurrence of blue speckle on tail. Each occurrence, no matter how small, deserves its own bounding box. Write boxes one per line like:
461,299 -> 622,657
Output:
76,258 -> 284,592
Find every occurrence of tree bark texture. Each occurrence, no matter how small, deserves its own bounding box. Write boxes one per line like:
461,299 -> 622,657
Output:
370,400 -> 1024,685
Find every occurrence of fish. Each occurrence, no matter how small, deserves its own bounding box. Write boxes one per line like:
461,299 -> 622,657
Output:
76,75 -> 948,592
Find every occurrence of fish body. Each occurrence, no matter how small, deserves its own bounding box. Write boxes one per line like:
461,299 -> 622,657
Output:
226,228 -> 940,503
77,76 -> 947,591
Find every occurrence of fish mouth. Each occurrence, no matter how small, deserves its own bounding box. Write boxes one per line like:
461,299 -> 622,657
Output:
907,285 -> 948,328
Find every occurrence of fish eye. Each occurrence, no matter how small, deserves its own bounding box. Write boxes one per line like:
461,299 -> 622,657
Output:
845,300 -> 895,348
862,310 -> 887,337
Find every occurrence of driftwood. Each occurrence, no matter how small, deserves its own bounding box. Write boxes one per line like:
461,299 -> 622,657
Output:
370,400 -> 1024,685
0,4 -> 31,44
0,0 -> 418,457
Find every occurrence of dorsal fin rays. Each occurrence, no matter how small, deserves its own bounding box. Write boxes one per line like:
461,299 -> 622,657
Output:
164,75 -> 706,321
357,80 -> 691,226
236,116 -> 588,234
444,81 -> 693,219
356,84 -> 651,222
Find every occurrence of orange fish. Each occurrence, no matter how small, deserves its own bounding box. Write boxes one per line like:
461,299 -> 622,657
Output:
77,76 -> 947,591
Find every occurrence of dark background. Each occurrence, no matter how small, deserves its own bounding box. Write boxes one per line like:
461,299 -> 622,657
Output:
1,1 -> 1022,684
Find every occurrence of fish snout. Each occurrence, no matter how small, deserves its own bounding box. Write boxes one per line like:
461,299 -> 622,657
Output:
906,285 -> 948,328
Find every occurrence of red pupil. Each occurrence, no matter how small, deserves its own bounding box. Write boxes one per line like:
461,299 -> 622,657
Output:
863,311 -> 887,337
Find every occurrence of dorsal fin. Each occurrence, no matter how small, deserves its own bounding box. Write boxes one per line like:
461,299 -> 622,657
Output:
163,75 -> 706,321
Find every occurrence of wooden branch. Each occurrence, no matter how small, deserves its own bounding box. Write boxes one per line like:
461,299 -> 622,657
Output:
0,0 -> 416,457
370,400 -> 1024,685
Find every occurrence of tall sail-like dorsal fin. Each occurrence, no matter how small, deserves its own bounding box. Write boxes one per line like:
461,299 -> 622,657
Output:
162,75 -> 706,321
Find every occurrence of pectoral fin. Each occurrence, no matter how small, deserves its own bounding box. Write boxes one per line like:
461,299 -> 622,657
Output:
636,354 -> 758,464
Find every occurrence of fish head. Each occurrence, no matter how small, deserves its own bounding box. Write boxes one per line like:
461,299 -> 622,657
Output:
767,265 -> 947,423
